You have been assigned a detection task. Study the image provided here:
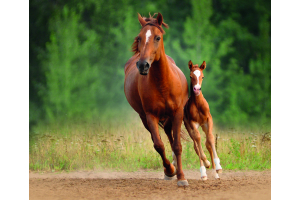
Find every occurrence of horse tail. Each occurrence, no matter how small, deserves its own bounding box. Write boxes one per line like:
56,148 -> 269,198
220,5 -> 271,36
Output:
158,121 -> 191,142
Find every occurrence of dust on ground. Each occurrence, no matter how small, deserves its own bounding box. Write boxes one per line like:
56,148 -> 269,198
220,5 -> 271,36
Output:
30,169 -> 270,200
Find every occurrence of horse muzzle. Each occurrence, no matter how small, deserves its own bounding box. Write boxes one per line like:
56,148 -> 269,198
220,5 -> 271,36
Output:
136,60 -> 150,75
193,85 -> 201,96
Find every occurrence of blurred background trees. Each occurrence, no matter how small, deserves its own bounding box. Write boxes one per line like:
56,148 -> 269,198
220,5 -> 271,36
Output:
30,0 -> 270,130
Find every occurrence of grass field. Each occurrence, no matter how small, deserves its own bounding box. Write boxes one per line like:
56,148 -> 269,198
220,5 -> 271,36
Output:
29,113 -> 271,172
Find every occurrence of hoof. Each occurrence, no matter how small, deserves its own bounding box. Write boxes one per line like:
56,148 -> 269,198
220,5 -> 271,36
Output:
177,180 -> 189,187
164,174 -> 176,180
201,176 -> 207,181
214,172 -> 220,179
164,164 -> 177,178
204,160 -> 211,168
216,169 -> 222,174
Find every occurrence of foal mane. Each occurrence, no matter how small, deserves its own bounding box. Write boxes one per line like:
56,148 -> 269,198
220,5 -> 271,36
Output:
132,13 -> 169,55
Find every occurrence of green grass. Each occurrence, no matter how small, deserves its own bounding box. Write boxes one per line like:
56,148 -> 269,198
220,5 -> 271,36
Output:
29,114 -> 271,172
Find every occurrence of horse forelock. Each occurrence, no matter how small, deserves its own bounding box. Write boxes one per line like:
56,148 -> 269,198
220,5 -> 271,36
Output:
131,14 -> 169,55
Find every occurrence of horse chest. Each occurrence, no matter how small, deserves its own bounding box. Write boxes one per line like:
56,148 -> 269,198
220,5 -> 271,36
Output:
189,104 -> 207,125
142,92 -> 180,116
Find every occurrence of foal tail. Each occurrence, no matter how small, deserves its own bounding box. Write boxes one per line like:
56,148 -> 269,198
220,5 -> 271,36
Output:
158,122 -> 191,142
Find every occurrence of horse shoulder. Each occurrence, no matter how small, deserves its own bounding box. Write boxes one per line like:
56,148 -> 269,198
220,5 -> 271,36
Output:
124,54 -> 139,75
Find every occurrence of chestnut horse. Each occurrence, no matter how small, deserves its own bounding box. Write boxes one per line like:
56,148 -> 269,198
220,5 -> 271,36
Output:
124,13 -> 189,186
183,60 -> 222,180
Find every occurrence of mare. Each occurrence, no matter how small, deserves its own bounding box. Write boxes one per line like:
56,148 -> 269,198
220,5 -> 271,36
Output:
183,60 -> 222,180
124,13 -> 189,186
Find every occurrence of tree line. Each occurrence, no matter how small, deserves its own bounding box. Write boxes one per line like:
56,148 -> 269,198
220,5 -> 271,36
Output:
30,0 -> 270,129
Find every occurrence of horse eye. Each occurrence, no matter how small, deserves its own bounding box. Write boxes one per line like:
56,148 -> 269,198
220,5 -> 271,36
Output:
156,36 -> 161,41
202,77 -> 205,79
190,76 -> 192,78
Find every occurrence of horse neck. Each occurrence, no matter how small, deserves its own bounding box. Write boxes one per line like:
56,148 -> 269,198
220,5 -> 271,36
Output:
148,46 -> 171,85
190,83 -> 205,109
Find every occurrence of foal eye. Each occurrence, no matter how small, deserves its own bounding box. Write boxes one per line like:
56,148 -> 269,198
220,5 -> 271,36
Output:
202,77 -> 205,79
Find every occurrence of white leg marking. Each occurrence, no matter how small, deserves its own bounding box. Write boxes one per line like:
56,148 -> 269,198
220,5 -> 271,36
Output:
214,158 -> 222,171
200,166 -> 207,180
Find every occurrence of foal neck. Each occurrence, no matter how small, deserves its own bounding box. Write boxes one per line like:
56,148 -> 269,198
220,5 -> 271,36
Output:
190,85 -> 205,108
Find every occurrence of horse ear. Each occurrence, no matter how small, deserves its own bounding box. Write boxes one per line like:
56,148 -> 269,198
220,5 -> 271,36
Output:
157,13 -> 163,26
188,60 -> 193,70
200,61 -> 206,70
138,13 -> 146,27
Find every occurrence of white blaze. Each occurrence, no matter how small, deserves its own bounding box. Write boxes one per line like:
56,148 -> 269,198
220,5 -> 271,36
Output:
193,70 -> 201,88
145,29 -> 151,44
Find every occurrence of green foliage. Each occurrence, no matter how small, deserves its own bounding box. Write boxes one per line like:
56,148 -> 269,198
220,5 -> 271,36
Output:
30,0 -> 270,128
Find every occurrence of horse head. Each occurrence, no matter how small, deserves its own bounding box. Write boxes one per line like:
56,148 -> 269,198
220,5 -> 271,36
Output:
133,13 -> 169,75
188,60 -> 206,96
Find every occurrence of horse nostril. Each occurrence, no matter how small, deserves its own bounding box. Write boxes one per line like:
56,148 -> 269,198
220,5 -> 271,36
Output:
145,62 -> 150,69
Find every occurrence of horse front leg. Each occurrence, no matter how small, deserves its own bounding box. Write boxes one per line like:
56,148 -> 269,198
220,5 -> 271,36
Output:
172,109 -> 189,186
145,114 -> 176,179
162,118 -> 178,176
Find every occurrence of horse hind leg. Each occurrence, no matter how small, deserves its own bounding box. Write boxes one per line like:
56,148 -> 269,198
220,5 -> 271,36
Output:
161,118 -> 177,180
172,110 -> 188,186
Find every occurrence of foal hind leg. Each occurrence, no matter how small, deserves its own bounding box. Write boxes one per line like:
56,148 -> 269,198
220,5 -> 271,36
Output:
202,119 -> 222,179
183,117 -> 209,180
144,114 -> 176,178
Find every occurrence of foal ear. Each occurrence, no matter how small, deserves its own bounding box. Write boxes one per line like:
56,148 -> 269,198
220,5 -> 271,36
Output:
138,13 -> 146,27
188,60 -> 193,70
200,61 -> 206,70
157,13 -> 163,26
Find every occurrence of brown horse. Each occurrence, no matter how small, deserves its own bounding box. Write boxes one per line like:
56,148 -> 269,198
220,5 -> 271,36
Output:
183,60 -> 222,180
124,13 -> 189,186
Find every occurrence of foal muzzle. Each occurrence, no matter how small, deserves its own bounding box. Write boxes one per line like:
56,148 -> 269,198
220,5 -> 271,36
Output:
136,60 -> 150,75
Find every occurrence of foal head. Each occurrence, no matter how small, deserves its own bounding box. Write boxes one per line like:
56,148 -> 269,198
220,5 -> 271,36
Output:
188,60 -> 206,96
133,13 -> 169,75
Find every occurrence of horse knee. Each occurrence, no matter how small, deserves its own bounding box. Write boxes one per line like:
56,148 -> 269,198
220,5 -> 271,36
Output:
154,141 -> 165,153
194,133 -> 201,142
172,143 -> 182,155
205,140 -> 212,150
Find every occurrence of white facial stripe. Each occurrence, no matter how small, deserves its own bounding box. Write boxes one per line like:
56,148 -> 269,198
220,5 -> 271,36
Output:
193,70 -> 201,80
145,30 -> 151,43
193,70 -> 201,86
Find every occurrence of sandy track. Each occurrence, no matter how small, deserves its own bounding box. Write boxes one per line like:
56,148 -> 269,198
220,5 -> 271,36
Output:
30,170 -> 270,200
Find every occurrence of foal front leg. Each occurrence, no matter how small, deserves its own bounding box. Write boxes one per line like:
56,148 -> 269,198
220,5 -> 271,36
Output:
183,117 -> 209,180
145,114 -> 176,179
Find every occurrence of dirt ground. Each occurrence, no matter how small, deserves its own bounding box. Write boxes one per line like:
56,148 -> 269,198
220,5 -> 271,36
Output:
30,169 -> 271,200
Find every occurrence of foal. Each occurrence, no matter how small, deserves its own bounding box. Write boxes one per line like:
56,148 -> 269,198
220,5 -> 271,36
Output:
183,60 -> 222,180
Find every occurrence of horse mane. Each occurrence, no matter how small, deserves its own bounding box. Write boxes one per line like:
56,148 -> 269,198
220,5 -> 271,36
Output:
132,13 -> 169,55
